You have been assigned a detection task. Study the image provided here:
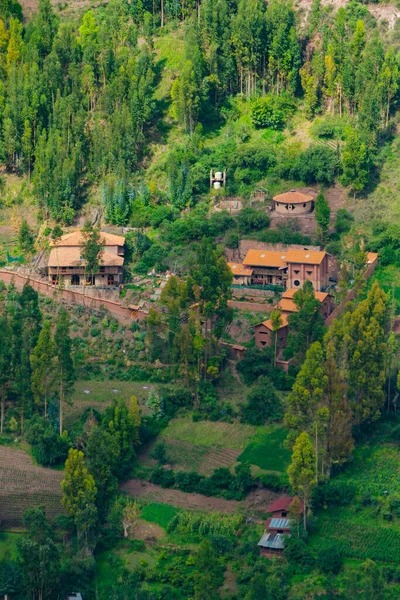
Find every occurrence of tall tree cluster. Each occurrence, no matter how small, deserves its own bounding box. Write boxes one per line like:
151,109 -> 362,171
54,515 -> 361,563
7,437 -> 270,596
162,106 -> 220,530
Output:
0,282 -> 74,435
286,282 -> 389,484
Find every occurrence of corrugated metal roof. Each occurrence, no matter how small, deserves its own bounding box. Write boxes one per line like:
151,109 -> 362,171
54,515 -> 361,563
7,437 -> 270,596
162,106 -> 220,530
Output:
269,518 -> 291,529
258,532 -> 289,549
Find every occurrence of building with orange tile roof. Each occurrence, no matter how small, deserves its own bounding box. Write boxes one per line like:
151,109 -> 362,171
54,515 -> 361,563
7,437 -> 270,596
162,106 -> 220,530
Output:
240,248 -> 329,291
273,190 -> 315,215
254,314 -> 289,349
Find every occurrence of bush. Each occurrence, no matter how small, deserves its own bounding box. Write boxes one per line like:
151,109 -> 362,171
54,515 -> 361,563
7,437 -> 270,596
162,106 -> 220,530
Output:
25,415 -> 70,466
311,116 -> 347,140
149,467 -> 176,488
294,145 -> 341,185
335,208 -> 354,234
251,95 -> 295,130
260,472 -> 290,493
236,207 -> 270,234
240,377 -> 283,425
284,538 -> 315,570
313,480 -> 356,508
174,471 -> 204,493
317,545 -> 343,574
151,441 -> 168,465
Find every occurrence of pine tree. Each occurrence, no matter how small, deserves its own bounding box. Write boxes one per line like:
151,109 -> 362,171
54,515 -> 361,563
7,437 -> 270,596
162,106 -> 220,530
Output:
315,191 -> 331,245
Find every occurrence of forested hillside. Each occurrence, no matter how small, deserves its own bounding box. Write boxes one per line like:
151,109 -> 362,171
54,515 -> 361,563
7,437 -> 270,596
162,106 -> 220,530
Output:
3,0 -> 400,598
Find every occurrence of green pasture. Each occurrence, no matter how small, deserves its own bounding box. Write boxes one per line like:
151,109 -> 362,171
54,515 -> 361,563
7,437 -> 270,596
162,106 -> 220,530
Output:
238,426 -> 290,472
141,503 -> 180,529
161,417 -> 257,450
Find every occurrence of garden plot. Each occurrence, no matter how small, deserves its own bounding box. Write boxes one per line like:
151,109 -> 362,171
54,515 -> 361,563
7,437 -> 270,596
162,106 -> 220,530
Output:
0,447 -> 63,526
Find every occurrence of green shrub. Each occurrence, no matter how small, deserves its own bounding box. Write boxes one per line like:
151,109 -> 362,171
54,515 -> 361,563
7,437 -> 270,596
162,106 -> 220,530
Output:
251,95 -> 295,130
335,208 -> 354,234
260,472 -> 289,493
240,377 -> 283,425
317,545 -> 343,574
236,207 -> 270,234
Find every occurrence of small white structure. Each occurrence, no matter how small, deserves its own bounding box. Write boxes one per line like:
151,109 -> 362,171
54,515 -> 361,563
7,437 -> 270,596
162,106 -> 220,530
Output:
210,169 -> 226,190
67,594 -> 83,600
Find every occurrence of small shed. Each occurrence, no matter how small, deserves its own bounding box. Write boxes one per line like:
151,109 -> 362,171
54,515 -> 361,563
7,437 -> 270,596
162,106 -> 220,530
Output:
254,315 -> 289,349
266,496 -> 293,518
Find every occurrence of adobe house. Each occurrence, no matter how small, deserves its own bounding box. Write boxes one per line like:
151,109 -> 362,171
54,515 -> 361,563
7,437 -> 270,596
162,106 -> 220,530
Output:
258,497 -> 296,557
47,231 -> 125,288
228,262 -> 253,286
285,250 -> 328,291
279,288 -> 333,320
273,190 -> 315,215
236,249 -> 328,291
242,250 -> 288,287
254,314 -> 288,349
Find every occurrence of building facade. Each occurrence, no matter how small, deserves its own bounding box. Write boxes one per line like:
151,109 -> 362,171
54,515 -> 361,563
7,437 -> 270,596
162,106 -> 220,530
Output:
47,231 -> 125,288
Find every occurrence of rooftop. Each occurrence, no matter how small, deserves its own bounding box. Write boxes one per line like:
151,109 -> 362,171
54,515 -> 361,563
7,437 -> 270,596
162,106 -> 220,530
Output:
273,190 -> 314,204
282,289 -> 329,302
258,531 -> 288,549
243,250 -> 289,269
277,298 -> 297,314
367,252 -> 379,265
268,518 -> 292,529
48,247 -> 124,268
257,314 -> 289,331
266,496 -> 293,514
228,262 -> 253,276
51,230 -> 125,248
243,249 -> 327,268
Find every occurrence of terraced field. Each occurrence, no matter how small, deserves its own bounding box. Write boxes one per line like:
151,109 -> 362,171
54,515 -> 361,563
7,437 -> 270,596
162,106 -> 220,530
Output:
0,447 -> 63,526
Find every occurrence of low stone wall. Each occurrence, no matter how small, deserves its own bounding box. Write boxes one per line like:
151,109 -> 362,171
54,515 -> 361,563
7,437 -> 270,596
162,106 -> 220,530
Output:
0,269 -> 148,323
229,300 -> 274,312
232,287 -> 276,298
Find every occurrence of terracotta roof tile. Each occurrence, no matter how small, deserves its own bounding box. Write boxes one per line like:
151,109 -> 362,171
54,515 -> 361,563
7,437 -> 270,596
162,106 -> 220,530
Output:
367,252 -> 378,265
51,230 -> 125,247
286,250 -> 327,265
48,247 -> 124,268
256,314 -> 289,330
228,262 -> 253,276
283,288 -> 329,302
243,250 -> 289,269
273,191 -> 314,204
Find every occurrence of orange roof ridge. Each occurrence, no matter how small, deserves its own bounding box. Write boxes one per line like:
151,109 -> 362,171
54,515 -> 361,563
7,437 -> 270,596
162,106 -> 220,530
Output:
51,230 -> 125,247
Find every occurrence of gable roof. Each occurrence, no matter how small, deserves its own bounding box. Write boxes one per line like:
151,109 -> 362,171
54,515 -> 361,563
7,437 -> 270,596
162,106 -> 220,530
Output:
256,314 -> 289,331
366,252 -> 378,265
243,250 -> 289,269
48,247 -> 124,268
228,262 -> 253,276
266,496 -> 293,514
273,191 -> 314,204
278,298 -> 297,314
282,288 -> 329,302
258,531 -> 287,549
51,230 -> 125,247
285,250 -> 327,265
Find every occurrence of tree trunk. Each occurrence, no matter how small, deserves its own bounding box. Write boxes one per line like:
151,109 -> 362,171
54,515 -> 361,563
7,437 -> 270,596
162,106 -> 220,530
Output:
161,0 -> 164,27
0,394 -> 4,434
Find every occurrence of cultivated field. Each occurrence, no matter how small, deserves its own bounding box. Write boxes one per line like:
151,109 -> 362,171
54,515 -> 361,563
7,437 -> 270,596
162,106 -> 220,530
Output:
0,447 -> 63,526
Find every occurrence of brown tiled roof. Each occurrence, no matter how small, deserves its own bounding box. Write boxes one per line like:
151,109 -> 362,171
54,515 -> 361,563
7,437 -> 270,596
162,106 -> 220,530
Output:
286,250 -> 326,265
228,262 -> 253,276
256,314 -> 289,330
283,288 -> 329,302
48,247 -> 124,268
273,191 -> 314,204
243,250 -> 289,269
51,230 -> 125,247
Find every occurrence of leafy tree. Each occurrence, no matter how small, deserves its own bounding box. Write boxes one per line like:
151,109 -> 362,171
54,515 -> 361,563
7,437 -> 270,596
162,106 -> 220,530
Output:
122,500 -> 141,538
285,281 -> 325,359
31,320 -> 55,418
287,432 -> 316,529
18,219 -> 35,253
61,449 -> 98,551
341,127 -> 370,193
236,207 -> 270,234
81,223 -> 105,285
54,309 -> 74,434
241,376 -> 282,425
103,399 -> 137,479
315,191 -> 331,245
86,426 -> 119,516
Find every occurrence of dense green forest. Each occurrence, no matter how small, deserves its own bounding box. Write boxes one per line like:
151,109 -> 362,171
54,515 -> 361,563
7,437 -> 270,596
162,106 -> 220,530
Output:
3,0 -> 400,598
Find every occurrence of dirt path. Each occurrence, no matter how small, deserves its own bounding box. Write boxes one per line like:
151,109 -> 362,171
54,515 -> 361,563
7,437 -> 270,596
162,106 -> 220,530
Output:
121,479 -> 242,513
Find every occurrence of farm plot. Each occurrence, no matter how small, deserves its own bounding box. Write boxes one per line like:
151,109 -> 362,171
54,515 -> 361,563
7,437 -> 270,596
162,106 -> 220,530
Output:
141,438 -> 241,475
238,426 -> 290,473
311,519 -> 400,563
161,417 -> 257,449
0,447 -> 63,526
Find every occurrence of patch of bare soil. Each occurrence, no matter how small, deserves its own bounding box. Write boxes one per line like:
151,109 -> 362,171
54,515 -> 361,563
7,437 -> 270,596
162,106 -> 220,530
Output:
244,487 -> 280,514
134,518 -> 165,542
121,479 -> 241,513
220,566 -> 238,598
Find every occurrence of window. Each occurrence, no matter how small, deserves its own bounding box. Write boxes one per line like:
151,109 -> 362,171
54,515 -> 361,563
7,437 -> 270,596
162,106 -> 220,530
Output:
306,270 -> 312,276
294,279 -> 300,287
100,266 -> 105,273
71,275 -> 80,285
107,274 -> 115,286
294,269 -> 300,274
303,203 -> 306,207
86,276 -> 94,286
